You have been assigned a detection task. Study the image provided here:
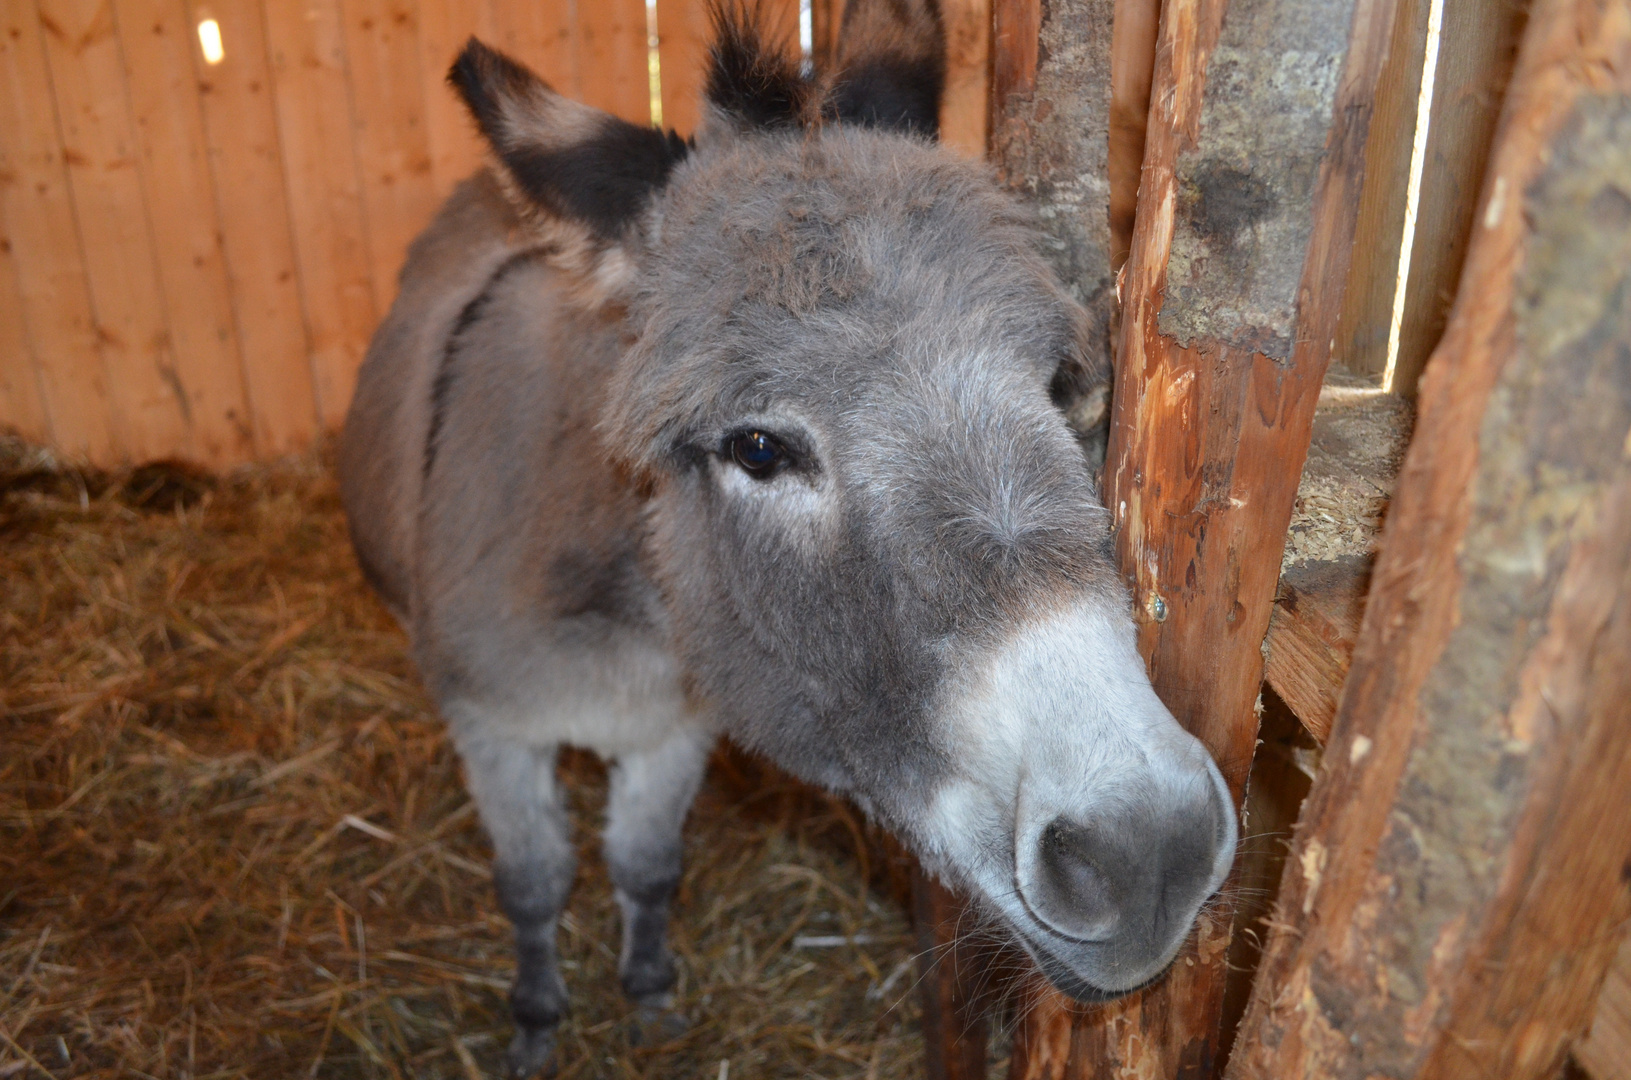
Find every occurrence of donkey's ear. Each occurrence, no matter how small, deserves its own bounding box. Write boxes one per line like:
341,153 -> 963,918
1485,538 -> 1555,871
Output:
827,0 -> 945,137
703,3 -> 812,132
449,39 -> 689,242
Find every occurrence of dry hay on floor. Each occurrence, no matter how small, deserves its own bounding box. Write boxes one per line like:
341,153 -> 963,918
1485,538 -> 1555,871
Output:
0,435 -> 936,1079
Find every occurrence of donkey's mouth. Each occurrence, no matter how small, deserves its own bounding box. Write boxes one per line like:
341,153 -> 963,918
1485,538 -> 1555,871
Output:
1014,928 -> 1179,1004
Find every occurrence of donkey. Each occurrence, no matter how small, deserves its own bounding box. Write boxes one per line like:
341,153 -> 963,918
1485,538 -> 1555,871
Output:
339,1 -> 1236,1073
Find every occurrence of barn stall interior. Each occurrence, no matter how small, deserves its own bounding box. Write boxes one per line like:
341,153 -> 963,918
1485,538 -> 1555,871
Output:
0,0 -> 1628,1079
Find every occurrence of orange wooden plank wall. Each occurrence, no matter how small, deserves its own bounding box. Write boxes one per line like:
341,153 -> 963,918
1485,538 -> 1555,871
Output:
0,0 -> 989,468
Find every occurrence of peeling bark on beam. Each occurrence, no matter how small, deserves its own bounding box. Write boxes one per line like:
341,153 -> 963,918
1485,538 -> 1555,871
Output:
1226,3 -> 1631,1077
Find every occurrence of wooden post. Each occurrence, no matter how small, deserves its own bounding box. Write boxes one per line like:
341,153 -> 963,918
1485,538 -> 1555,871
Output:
1385,0 -> 1529,395
990,0 -> 1116,371
914,869 -> 993,1080
1006,0 -> 1398,1072
1226,1 -> 1631,1076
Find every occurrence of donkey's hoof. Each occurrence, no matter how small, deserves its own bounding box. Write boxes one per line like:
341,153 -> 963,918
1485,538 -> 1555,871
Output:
626,1003 -> 689,1046
506,1027 -> 557,1079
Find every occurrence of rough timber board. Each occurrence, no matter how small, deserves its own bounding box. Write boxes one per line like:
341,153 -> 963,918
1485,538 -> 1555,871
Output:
0,2 -> 116,461
1389,0 -> 1530,396
115,0 -> 255,465
1156,0 -> 1352,359
990,0 -> 1116,368
1006,0 -> 1397,1071
39,0 -> 193,462
1225,1 -> 1631,1074
192,0 -> 323,457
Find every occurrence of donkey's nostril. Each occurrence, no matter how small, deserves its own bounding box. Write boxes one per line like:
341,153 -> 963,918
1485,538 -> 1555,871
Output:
1034,818 -> 1116,939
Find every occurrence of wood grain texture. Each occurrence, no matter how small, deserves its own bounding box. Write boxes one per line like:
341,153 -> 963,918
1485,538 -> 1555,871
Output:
1262,557 -> 1370,744
1005,0 -> 1398,1073
1388,0 -> 1529,396
39,0 -> 191,462
1108,0 -> 1160,272
1577,935 -> 1631,1080
340,0 -> 441,316
914,871 -> 991,1080
1332,0 -> 1430,377
989,0 -> 1115,368
0,2 -> 115,461
488,0 -> 575,97
115,0 -> 254,464
655,0 -> 708,134
263,0 -> 378,428
1225,2 -> 1631,1076
417,0 -> 488,198
0,201 -> 51,448
575,0 -> 652,124
188,0 -> 320,456
940,0 -> 990,157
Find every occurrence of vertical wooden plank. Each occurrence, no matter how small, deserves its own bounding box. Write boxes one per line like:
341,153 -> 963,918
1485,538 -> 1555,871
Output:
39,0 -> 192,462
0,4 -> 115,462
340,0 -> 441,314
114,0 -> 254,464
1330,0 -> 1429,378
576,0 -> 651,123
1108,0 -> 1159,272
0,224 -> 53,447
263,0 -> 378,428
655,0 -> 709,135
487,0 -> 575,97
913,869 -> 990,1080
188,0 -> 321,456
417,0 -> 489,197
1226,1 -> 1631,1076
810,0 -> 842,67
939,0 -> 990,157
1006,0 -> 1400,1073
989,0 -> 1115,369
1387,0 -> 1528,396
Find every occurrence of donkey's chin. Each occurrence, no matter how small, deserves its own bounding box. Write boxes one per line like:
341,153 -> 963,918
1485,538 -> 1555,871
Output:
1007,921 -> 1185,1004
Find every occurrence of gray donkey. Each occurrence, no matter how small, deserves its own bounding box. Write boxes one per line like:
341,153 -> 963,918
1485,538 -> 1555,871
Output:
339,1 -> 1236,1073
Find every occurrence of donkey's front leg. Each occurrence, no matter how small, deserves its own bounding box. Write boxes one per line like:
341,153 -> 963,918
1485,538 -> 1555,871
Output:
457,733 -> 575,1078
603,727 -> 712,1015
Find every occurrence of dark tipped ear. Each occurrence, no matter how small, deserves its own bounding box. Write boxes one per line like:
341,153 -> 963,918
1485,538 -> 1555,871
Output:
827,0 -> 946,137
704,2 -> 812,131
448,38 -> 689,240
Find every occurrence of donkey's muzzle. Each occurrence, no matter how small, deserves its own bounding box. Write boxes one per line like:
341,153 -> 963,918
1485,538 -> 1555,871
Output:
1017,769 -> 1234,1000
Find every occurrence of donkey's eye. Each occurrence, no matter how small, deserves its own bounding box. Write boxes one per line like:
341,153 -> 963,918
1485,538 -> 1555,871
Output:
727,430 -> 789,479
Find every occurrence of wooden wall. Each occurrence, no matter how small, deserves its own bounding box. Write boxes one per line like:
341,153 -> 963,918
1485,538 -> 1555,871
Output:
0,0 -> 990,468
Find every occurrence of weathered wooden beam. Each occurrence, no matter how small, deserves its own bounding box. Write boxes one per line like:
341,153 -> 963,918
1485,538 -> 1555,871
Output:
1387,0 -> 1529,396
914,869 -> 993,1080
1006,0 -> 1399,1072
990,0 -> 1117,371
1225,1 -> 1631,1075
1332,0 -> 1434,378
1263,557 -> 1370,744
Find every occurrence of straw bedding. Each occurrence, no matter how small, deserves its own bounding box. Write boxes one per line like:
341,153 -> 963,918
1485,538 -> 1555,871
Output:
0,434 -> 942,1079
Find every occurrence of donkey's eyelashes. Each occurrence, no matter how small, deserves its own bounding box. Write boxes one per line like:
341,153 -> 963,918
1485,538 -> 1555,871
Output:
726,430 -> 793,479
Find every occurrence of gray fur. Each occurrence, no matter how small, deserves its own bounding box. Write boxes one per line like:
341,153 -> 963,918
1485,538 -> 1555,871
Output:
341,8 -> 1235,1074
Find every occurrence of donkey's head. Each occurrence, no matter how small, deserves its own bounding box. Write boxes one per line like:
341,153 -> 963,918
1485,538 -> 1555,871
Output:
449,0 -> 1236,1000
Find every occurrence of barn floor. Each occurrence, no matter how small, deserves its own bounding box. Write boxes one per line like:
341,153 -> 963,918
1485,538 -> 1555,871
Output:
0,435 -> 952,1079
